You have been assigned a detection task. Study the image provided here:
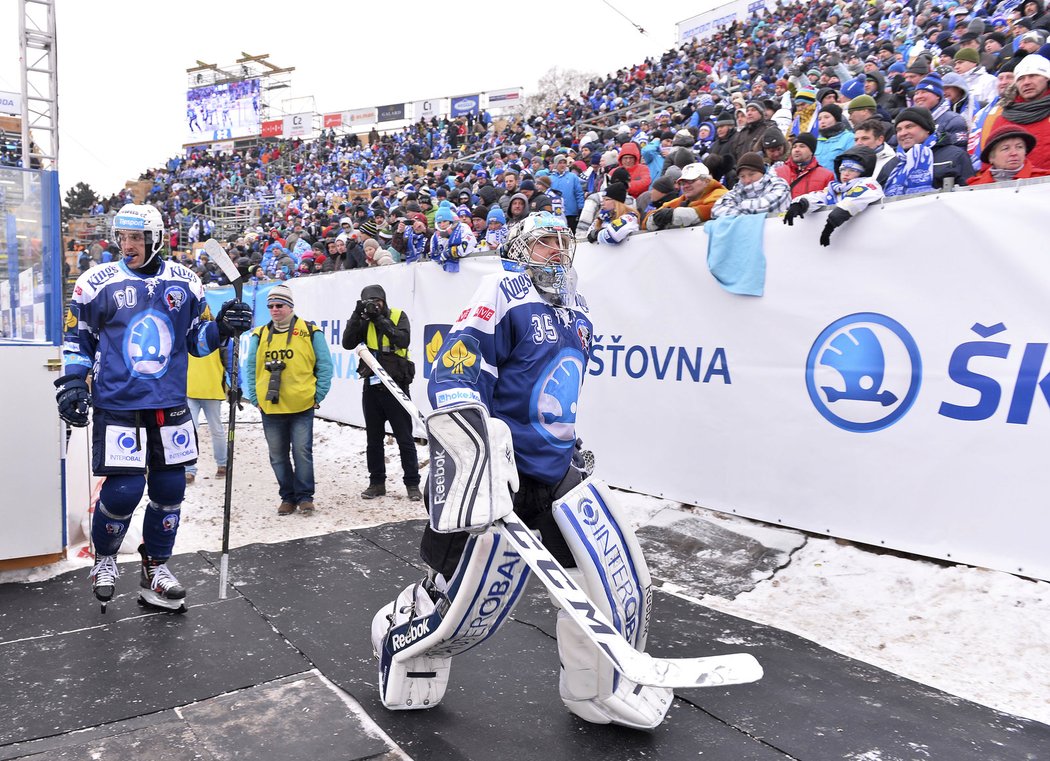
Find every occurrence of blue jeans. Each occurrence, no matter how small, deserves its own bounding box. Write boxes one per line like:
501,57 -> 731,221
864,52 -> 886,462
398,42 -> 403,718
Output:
260,408 -> 315,504
186,398 -> 227,476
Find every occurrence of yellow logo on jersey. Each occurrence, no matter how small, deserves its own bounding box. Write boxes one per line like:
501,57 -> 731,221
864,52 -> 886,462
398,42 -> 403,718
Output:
427,331 -> 446,365
441,340 -> 477,375
64,308 -> 77,331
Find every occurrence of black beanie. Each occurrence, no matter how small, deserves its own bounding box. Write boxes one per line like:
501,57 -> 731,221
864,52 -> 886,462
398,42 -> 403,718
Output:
821,103 -> 843,122
361,284 -> 386,301
792,132 -> 818,153
604,182 -> 628,204
894,107 -> 936,135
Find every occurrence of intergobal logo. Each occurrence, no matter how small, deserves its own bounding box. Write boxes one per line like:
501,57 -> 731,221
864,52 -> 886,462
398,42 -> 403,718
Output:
806,313 -> 922,433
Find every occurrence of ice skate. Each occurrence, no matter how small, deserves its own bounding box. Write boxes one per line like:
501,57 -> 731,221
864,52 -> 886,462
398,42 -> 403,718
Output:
90,554 -> 120,613
137,544 -> 188,613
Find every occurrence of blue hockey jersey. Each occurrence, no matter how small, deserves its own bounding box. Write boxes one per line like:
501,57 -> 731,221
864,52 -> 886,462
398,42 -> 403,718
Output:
427,268 -> 593,484
63,259 -> 221,410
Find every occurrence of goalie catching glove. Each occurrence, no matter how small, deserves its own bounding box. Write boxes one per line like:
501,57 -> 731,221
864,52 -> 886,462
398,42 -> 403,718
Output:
425,402 -> 518,533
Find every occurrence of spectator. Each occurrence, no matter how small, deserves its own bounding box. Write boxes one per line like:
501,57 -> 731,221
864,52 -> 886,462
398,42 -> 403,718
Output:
616,142 -> 651,199
481,207 -> 509,250
340,284 -> 420,502
708,113 -> 738,159
506,192 -> 530,225
985,54 -> 1050,172
953,48 -> 998,108
584,182 -> 639,244
775,133 -> 835,198
399,212 -> 431,263
244,284 -> 332,516
760,127 -> 789,168
732,100 -> 772,161
911,72 -> 971,149
790,85 -> 820,136
815,104 -> 855,170
846,95 -> 879,131
643,162 -> 728,231
967,124 -> 1050,184
852,119 -> 897,180
783,145 -> 884,247
363,237 -> 395,266
549,154 -> 586,231
530,175 -> 555,214
636,173 -> 678,216
710,152 -> 791,217
880,108 -> 937,196
430,204 -> 477,272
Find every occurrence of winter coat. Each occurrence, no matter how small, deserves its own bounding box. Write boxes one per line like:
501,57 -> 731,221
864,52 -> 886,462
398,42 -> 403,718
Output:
710,172 -> 791,218
815,127 -> 856,171
642,180 -> 728,229
617,142 -> 652,199
774,157 -> 836,198
984,89 -> 1050,172
547,170 -> 585,216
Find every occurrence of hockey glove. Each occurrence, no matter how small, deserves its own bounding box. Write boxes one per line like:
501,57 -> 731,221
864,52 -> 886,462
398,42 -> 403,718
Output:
650,207 -> 674,229
783,198 -> 809,226
587,228 -> 600,244
598,208 -> 613,224
216,299 -> 253,337
55,374 -> 90,427
819,207 -> 852,247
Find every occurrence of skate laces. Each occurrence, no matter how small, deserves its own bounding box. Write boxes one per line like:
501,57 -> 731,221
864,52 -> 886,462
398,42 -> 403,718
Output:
148,562 -> 180,592
91,555 -> 119,585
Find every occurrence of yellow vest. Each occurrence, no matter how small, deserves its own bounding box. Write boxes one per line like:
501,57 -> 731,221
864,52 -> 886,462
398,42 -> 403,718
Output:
252,317 -> 319,414
366,309 -> 408,357
187,350 -> 225,400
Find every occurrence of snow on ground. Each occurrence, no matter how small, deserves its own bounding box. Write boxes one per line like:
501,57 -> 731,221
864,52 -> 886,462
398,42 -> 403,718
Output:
3,410 -> 1048,726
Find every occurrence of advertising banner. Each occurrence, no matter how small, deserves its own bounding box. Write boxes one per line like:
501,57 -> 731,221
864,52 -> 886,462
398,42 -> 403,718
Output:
412,98 -> 444,120
323,112 -> 343,128
0,91 -> 22,115
485,88 -> 521,106
450,94 -> 480,116
676,0 -> 774,43
284,112 -> 312,137
346,107 -> 377,128
281,181 -> 1050,581
377,103 -> 406,122
261,119 -> 283,138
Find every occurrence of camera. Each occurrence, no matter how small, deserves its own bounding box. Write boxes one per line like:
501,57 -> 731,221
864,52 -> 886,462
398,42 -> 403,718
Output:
362,300 -> 382,320
264,359 -> 286,403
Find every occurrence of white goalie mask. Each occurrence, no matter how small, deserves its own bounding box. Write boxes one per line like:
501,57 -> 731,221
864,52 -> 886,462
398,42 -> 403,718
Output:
502,212 -> 578,307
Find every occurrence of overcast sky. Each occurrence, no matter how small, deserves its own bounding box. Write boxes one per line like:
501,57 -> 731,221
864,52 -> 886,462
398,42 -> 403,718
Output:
0,1 -> 722,198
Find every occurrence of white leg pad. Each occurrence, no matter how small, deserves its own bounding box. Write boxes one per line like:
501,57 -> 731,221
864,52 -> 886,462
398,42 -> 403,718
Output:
552,478 -> 673,729
372,530 -> 531,710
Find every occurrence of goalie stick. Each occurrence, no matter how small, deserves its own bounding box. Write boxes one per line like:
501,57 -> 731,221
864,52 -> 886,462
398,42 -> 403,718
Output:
353,343 -> 763,690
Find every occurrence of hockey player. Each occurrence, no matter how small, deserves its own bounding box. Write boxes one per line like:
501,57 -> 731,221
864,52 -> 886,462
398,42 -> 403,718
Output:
371,212 -> 673,729
54,204 -> 253,612
782,145 -> 884,246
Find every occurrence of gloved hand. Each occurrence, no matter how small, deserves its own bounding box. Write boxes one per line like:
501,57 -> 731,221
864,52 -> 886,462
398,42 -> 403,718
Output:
587,228 -> 600,243
55,374 -> 90,427
598,208 -> 612,224
216,299 -> 253,337
819,207 -> 851,247
651,207 -> 674,229
783,198 -> 809,226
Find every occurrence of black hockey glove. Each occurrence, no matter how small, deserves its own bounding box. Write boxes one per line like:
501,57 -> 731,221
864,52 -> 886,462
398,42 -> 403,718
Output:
783,198 -> 809,226
216,299 -> 253,337
587,228 -> 600,243
819,207 -> 852,247
651,207 -> 674,229
55,374 -> 90,427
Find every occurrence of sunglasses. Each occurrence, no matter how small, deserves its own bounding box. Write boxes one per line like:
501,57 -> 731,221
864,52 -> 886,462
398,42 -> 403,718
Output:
268,303 -> 289,310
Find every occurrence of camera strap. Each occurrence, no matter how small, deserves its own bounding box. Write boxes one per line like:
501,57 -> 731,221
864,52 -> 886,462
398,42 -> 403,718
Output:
263,316 -> 298,348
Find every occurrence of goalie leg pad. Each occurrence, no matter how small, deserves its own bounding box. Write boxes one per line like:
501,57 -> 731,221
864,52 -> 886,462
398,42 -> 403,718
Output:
551,478 -> 672,730
372,530 -> 530,710
426,402 -> 518,533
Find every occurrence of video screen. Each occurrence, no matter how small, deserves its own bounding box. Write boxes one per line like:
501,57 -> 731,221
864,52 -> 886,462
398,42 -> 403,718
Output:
185,78 -> 261,144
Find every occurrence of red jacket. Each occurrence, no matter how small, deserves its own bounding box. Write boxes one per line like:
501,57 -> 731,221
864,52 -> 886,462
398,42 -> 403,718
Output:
775,158 -> 835,198
618,142 -> 652,199
985,93 -> 1050,172
967,159 -> 1050,185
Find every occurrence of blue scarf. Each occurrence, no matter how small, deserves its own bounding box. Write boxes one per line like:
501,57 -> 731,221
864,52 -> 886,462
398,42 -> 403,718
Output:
404,229 -> 427,263
884,134 -> 935,197
431,224 -> 465,273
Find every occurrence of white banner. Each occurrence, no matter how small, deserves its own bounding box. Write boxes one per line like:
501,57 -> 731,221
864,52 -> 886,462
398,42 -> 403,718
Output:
412,99 -> 445,120
289,181 -> 1050,581
0,90 -> 22,116
284,112 -> 312,137
677,0 -> 776,43
345,107 -> 378,128
484,88 -> 522,108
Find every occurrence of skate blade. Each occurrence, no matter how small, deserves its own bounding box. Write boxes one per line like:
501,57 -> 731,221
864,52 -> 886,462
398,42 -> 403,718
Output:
138,590 -> 188,614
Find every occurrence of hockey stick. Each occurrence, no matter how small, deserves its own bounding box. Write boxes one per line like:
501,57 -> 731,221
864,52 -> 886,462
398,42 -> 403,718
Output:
203,239 -> 247,599
353,344 -> 763,689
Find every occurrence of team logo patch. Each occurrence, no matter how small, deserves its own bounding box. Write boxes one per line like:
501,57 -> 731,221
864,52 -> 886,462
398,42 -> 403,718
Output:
163,286 -> 187,312
162,420 -> 198,464
161,514 -> 180,533
423,324 -> 453,379
104,522 -> 125,536
433,333 -> 482,385
123,310 -> 175,379
64,307 -> 77,331
530,349 -> 584,447
575,320 -> 591,353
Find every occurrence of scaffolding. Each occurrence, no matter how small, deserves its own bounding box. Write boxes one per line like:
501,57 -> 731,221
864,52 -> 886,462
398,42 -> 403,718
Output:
18,0 -> 58,170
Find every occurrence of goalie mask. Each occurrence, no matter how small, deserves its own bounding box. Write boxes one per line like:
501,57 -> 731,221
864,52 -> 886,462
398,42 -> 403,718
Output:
502,212 -> 578,307
113,203 -> 164,269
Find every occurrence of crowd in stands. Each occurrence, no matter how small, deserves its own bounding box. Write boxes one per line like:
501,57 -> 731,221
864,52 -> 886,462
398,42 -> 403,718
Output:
71,0 -> 1050,280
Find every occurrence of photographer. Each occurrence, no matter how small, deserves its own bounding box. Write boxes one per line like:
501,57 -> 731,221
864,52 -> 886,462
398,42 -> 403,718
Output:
341,284 -> 421,501
245,284 -> 333,516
